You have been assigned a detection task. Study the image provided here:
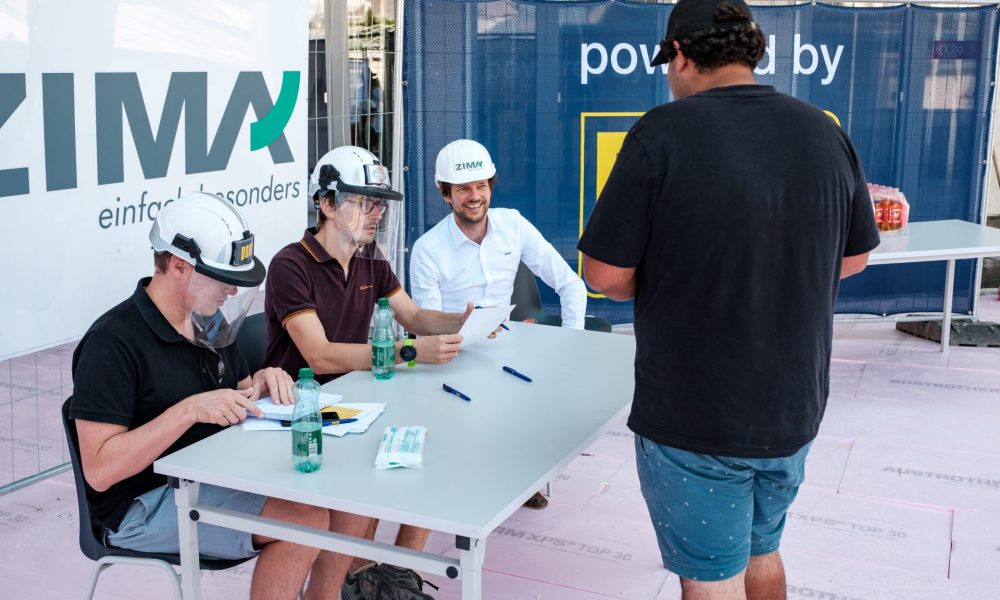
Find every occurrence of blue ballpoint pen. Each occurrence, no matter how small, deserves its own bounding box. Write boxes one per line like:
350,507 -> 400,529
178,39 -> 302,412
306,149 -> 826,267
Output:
281,418 -> 358,427
502,366 -> 532,382
442,383 -> 472,401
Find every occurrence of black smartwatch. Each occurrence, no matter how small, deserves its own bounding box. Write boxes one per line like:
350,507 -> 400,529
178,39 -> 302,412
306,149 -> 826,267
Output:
400,338 -> 417,367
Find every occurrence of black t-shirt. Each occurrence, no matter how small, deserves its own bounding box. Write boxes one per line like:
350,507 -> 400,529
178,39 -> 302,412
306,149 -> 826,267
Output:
69,278 -> 250,531
578,85 -> 880,458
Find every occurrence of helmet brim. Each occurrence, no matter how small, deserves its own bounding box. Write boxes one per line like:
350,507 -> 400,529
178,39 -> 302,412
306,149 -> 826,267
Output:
194,256 -> 266,287
334,180 -> 403,201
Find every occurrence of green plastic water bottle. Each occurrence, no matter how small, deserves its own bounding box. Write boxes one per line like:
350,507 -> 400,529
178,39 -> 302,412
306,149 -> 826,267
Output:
291,367 -> 322,472
372,298 -> 395,380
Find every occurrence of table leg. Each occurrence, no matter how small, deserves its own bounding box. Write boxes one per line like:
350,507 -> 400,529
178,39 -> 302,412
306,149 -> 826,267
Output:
458,536 -> 485,599
942,259 -> 955,354
174,479 -> 202,600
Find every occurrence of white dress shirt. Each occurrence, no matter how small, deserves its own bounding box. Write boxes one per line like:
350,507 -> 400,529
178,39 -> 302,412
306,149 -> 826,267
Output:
409,208 -> 587,329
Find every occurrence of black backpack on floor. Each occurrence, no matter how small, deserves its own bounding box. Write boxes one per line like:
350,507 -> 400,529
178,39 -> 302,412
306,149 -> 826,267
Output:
340,563 -> 438,600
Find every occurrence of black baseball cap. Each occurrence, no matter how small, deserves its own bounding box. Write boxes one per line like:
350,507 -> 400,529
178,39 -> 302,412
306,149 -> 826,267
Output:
649,0 -> 756,66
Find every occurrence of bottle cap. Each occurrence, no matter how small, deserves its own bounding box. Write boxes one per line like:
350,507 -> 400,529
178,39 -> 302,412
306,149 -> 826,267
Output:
298,367 -> 314,380
378,297 -> 389,308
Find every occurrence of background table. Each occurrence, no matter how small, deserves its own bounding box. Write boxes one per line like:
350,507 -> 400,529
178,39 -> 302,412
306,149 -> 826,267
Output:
863,220 -> 1000,351
155,322 -> 635,599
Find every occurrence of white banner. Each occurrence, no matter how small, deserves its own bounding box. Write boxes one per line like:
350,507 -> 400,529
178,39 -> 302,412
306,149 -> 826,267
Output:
0,1 -> 308,360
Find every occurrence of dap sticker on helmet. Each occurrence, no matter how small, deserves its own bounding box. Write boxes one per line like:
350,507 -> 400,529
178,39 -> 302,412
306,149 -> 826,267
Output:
232,235 -> 255,266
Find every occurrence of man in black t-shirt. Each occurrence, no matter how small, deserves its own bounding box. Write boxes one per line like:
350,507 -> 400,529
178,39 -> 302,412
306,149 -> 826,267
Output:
578,0 -> 879,598
70,192 -> 370,598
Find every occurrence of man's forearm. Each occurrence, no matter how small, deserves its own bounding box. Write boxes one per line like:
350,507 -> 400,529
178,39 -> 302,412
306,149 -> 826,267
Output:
80,401 -> 193,492
307,342 -> 375,374
840,253 -> 870,279
593,278 -> 636,301
408,308 -> 464,336
581,255 -> 636,301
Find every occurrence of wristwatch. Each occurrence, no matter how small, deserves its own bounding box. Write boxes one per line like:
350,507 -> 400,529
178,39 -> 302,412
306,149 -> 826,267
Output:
400,338 -> 417,367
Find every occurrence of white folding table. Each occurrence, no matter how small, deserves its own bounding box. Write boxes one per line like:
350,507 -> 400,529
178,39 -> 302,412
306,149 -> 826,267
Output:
863,219 -> 1000,351
154,322 -> 635,599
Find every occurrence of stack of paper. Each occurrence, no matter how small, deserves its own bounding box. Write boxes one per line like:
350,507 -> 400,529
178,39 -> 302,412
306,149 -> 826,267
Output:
253,393 -> 343,419
241,395 -> 385,438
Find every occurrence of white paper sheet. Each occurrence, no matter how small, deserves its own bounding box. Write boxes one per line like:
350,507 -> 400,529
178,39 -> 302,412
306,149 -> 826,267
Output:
458,304 -> 515,347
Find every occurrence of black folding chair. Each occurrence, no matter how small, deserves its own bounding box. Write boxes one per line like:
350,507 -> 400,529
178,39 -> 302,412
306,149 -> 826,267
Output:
62,399 -> 252,600
235,312 -> 268,373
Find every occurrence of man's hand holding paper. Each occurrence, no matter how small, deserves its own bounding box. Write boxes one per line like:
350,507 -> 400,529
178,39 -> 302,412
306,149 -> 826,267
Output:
459,304 -> 515,346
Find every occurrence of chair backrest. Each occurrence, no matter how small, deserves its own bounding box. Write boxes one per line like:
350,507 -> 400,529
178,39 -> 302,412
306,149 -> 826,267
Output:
62,398 -> 121,561
510,262 -> 542,322
235,312 -> 267,373
509,262 -> 614,332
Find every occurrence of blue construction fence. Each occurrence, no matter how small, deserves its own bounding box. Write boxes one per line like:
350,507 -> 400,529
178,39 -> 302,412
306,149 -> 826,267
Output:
403,0 -> 999,324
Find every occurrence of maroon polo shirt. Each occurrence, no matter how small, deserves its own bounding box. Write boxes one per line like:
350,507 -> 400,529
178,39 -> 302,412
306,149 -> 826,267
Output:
263,228 -> 402,384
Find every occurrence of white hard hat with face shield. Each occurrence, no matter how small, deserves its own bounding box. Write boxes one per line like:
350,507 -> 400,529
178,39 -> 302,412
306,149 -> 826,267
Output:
434,139 -> 496,185
149,191 -> 265,349
309,146 -> 402,264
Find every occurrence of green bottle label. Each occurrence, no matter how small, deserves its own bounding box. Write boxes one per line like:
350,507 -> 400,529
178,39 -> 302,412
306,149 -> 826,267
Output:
293,428 -> 322,457
372,340 -> 395,367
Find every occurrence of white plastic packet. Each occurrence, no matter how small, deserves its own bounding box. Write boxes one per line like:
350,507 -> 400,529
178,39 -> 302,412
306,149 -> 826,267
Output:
375,426 -> 427,470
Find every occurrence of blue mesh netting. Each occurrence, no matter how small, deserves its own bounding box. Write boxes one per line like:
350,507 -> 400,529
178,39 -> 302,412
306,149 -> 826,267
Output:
404,0 -> 999,324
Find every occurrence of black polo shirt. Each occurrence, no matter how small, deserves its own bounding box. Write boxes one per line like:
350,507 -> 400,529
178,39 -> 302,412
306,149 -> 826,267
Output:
69,278 -> 249,531
263,228 -> 402,384
579,85 -> 880,458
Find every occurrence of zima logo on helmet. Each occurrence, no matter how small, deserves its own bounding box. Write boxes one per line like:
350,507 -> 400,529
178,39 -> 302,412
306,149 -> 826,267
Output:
454,161 -> 484,172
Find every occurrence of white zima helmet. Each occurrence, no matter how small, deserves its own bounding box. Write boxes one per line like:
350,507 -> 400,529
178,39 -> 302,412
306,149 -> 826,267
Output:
149,192 -> 265,348
309,146 -> 403,202
434,139 -> 497,185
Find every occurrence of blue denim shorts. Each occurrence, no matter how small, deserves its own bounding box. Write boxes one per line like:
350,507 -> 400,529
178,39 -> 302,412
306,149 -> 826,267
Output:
635,435 -> 811,582
106,483 -> 268,560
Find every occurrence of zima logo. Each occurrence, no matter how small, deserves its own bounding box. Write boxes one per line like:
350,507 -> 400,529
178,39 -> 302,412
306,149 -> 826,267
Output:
454,161 -> 484,171
0,70 -> 300,198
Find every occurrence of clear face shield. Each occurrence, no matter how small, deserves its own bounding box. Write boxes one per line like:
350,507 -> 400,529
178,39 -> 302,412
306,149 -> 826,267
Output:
167,228 -> 265,350
184,271 -> 259,349
325,190 -> 401,265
